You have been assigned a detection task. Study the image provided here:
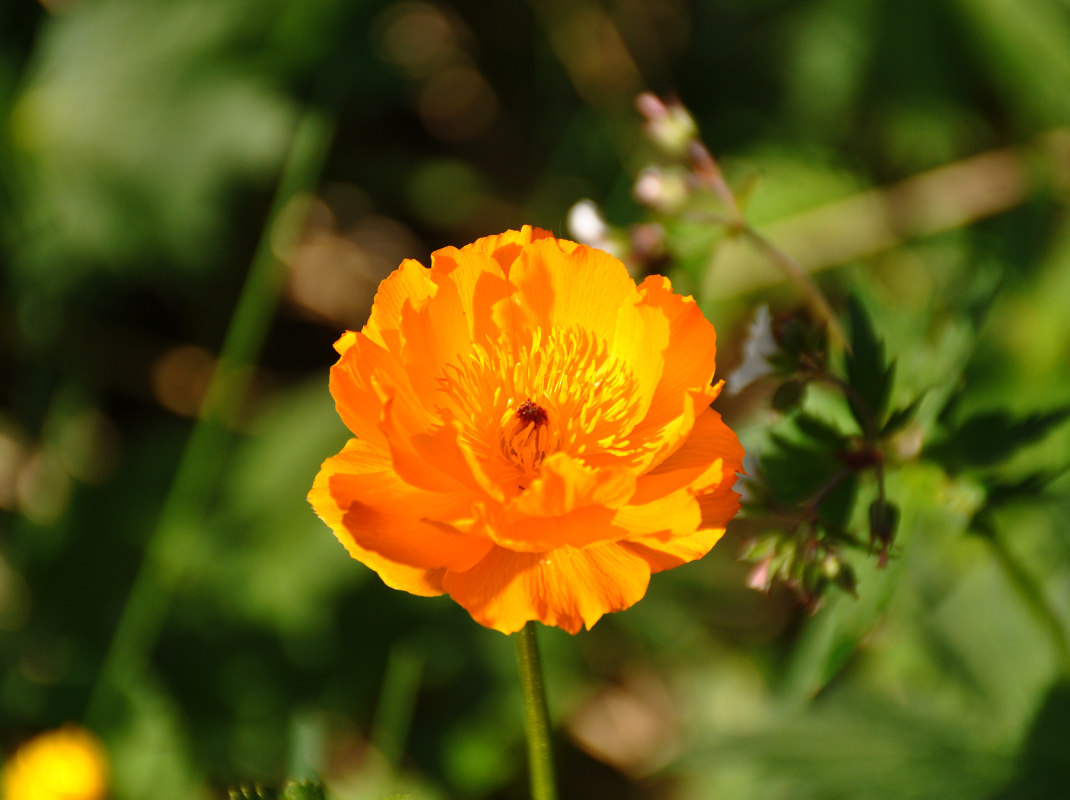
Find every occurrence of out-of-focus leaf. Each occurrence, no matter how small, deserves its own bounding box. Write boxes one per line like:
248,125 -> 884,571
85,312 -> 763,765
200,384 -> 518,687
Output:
794,412 -> 848,449
990,682 -> 1070,799
762,433 -> 841,507
688,694 -> 1011,800
845,295 -> 894,434
926,408 -> 1070,472
881,395 -> 924,437
771,379 -> 807,413
819,474 -> 858,534
6,0 -> 297,283
971,470 -> 1064,537
954,0 -> 1070,127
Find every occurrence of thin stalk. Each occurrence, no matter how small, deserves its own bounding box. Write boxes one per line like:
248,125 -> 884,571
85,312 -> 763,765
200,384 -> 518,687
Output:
85,103 -> 335,726
740,226 -> 847,349
515,622 -> 558,800
371,643 -> 424,771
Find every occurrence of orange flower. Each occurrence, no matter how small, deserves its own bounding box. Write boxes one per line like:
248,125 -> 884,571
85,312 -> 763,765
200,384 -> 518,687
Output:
309,227 -> 744,634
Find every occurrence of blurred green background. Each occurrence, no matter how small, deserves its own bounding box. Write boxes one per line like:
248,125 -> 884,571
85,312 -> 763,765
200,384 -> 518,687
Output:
2,0 -> 1070,798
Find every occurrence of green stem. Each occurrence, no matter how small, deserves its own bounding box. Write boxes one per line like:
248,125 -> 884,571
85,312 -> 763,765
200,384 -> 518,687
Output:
515,622 -> 558,800
371,643 -> 424,771
739,226 -> 847,349
84,103 -> 335,726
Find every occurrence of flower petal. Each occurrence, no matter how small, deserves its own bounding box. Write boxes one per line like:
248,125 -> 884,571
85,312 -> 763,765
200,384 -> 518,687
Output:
631,406 -> 745,505
460,225 -> 556,273
698,481 -> 743,531
308,439 -> 449,596
322,440 -> 492,571
622,480 -> 741,573
508,237 -> 640,343
329,335 -> 397,447
362,259 -> 436,351
637,275 -> 719,422
434,249 -> 516,345
442,542 -> 652,634
483,454 -> 637,552
621,527 -> 727,574
377,393 -> 493,495
512,452 -> 636,515
612,488 -> 702,539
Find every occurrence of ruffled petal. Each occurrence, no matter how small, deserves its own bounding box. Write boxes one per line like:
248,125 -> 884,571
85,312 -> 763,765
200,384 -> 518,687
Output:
316,438 -> 492,572
611,488 -> 702,539
636,275 -> 719,423
508,237 -> 640,344
621,527 -> 727,574
362,259 -> 436,351
308,439 -> 447,596
427,248 -> 516,347
631,406 -> 744,505
328,335 -> 396,447
460,225 -> 556,273
378,394 -> 496,496
476,454 -> 636,552
697,480 -> 743,531
512,452 -> 636,515
608,299 -> 670,433
621,477 -> 740,574
601,386 -> 711,475
442,542 -> 652,634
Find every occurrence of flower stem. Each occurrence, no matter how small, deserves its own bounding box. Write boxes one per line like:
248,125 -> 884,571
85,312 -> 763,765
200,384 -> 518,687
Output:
515,622 -> 558,800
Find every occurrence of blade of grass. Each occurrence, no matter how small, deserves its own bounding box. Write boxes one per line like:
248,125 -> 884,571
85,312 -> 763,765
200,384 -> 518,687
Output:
371,643 -> 425,771
86,101 -> 335,727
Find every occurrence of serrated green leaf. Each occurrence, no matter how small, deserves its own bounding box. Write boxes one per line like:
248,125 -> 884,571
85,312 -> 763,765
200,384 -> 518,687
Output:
881,394 -> 925,437
818,474 -> 858,534
926,407 -> 1070,471
794,412 -> 848,448
762,433 -> 842,506
845,296 -> 895,434
970,469 -> 1065,537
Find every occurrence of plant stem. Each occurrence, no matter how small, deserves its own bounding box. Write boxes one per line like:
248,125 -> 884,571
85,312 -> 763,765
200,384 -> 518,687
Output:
84,103 -> 335,727
371,643 -> 424,771
740,226 -> 847,348
515,622 -> 558,800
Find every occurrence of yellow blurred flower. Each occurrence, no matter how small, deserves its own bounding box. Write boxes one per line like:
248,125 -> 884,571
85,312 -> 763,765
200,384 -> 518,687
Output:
2,726 -> 108,800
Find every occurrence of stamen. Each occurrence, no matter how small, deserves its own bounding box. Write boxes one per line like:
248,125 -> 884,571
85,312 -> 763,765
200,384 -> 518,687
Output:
516,398 -> 548,428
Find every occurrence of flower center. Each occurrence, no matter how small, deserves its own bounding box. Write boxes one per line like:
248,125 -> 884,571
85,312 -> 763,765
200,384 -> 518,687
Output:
501,399 -> 555,489
434,326 -> 646,494
515,398 -> 548,428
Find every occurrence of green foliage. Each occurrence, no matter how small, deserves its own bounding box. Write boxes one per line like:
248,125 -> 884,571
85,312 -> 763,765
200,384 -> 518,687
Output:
926,407 -> 1070,472
844,296 -> 895,435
